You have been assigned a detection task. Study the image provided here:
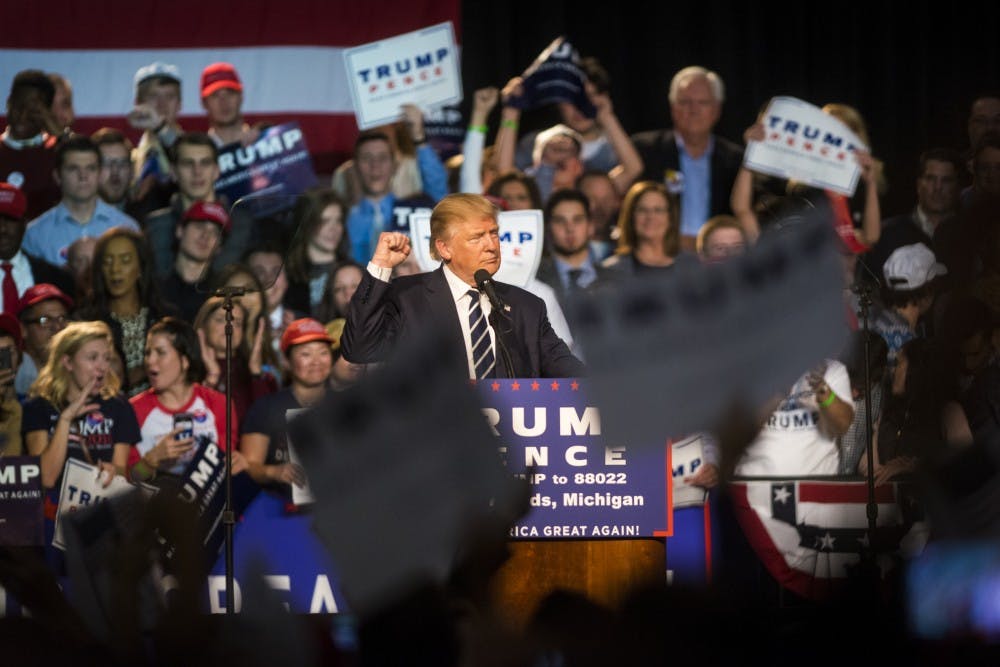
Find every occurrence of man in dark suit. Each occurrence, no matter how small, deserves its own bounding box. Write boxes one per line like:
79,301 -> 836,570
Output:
862,149 -> 962,285
0,181 -> 73,314
341,193 -> 584,379
631,66 -> 743,251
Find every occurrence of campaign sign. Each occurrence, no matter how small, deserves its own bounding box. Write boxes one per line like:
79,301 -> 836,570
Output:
343,22 -> 462,130
409,208 -> 543,288
744,96 -> 867,196
285,408 -> 315,506
0,456 -> 44,546
214,122 -> 318,218
508,37 -> 596,118
53,459 -> 144,550
670,434 -> 709,509
423,104 -> 465,160
173,435 -> 227,559
481,378 -> 670,539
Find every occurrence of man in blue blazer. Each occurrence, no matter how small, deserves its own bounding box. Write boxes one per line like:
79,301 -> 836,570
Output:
341,193 -> 584,379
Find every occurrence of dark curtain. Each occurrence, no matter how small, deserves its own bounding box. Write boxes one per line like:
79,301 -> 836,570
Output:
460,0 -> 1000,215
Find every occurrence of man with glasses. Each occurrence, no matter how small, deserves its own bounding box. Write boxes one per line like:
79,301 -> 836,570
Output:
14,283 -> 73,396
91,128 -> 146,220
631,66 -> 743,252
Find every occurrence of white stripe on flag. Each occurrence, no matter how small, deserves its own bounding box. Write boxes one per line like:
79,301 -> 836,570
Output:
0,47 -> 356,117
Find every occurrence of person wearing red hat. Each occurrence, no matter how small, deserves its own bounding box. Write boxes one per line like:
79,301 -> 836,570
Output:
144,132 -> 252,278
0,181 -> 74,314
240,317 -> 333,499
15,282 -> 73,396
201,62 -> 259,148
160,200 -> 231,321
0,311 -> 24,454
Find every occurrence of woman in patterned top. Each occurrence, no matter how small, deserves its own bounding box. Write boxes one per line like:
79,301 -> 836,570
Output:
77,228 -> 176,396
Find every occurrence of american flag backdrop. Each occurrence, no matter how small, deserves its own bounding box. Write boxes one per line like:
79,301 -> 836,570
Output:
0,0 -> 461,174
729,479 -> 928,600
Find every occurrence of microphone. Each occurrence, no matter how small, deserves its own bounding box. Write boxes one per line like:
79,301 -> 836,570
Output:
474,269 -> 507,315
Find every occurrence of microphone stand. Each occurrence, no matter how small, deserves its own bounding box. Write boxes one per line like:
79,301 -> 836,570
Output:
213,284 -> 248,615
851,255 -> 882,581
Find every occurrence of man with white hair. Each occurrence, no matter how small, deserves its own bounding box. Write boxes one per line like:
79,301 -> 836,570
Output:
631,66 -> 743,251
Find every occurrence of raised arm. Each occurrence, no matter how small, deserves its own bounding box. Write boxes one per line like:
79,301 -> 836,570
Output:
853,151 -> 882,248
496,77 -> 524,174
730,123 -> 765,241
460,87 -> 499,194
590,86 -> 643,195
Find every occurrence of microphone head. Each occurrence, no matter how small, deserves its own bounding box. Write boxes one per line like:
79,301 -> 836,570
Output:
474,269 -> 492,290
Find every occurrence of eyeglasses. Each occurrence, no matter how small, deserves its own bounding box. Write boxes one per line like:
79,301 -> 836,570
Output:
24,315 -> 68,328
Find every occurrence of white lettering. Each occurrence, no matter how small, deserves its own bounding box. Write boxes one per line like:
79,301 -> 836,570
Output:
513,407 -> 546,437
565,446 -> 587,466
604,446 -> 627,466
207,575 -> 242,614
309,575 -> 338,613
559,406 -> 601,436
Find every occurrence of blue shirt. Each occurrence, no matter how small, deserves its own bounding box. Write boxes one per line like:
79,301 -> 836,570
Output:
346,145 -> 448,263
553,256 -> 598,290
23,199 -> 139,266
676,134 -> 713,238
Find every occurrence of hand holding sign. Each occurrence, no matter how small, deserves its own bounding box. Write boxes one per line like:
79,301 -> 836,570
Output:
743,96 -> 868,196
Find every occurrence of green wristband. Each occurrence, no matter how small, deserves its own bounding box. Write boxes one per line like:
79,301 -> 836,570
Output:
820,392 -> 836,408
501,118 -> 519,130
469,124 -> 488,134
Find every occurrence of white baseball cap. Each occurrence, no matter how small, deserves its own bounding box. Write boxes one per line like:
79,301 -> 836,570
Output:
883,243 -> 947,290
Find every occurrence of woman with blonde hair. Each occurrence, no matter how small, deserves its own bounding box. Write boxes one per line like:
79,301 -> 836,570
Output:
23,321 -> 141,489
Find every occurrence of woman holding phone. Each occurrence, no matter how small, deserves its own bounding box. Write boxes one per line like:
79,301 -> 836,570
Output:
22,321 -> 140,490
129,317 -> 245,481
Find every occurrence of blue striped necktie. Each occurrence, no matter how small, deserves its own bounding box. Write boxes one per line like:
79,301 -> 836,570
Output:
467,289 -> 495,379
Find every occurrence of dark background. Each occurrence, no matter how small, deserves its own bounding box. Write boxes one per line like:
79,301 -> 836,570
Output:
459,0 -> 1000,215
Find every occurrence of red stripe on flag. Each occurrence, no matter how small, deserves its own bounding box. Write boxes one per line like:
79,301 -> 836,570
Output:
0,1 -> 461,49
729,482 -> 841,600
798,482 -> 896,504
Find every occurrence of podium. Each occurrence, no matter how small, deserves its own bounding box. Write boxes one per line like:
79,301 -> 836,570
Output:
479,378 -> 671,625
491,539 -> 666,626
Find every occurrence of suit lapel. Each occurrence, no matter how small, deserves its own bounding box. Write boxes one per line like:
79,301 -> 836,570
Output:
425,267 -> 471,373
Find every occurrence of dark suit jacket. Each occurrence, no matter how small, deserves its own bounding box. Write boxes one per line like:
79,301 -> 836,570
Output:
630,129 -> 744,218
535,256 -> 615,304
342,267 -> 585,379
25,254 -> 74,301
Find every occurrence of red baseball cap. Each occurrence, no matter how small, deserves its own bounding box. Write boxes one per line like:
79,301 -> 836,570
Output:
0,183 -> 27,220
181,201 -> 231,234
0,312 -> 22,349
201,62 -> 243,98
280,318 -> 332,354
18,283 -> 74,314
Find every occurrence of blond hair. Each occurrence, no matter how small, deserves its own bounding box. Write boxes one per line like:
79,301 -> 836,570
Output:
429,193 -> 499,261
30,321 -> 120,408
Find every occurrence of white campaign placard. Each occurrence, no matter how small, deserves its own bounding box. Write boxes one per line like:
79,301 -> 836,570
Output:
671,434 -> 709,509
744,96 -> 868,196
286,409 -> 315,506
342,22 -> 462,130
408,208 -> 544,288
53,459 -> 141,550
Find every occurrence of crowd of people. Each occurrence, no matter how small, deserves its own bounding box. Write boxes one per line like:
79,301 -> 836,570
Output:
1,53 -> 1000,654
